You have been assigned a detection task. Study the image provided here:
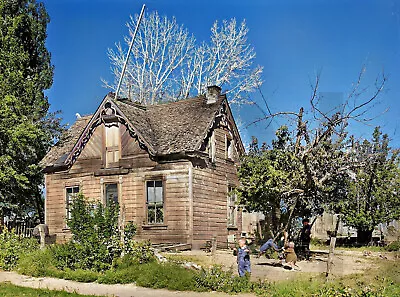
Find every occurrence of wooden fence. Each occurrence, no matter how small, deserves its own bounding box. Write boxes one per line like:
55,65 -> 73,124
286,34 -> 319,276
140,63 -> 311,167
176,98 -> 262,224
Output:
4,220 -> 34,238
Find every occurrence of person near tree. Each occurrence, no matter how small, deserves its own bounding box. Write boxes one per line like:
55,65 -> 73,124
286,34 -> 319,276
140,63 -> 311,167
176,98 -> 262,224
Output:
299,218 -> 312,260
258,231 -> 288,257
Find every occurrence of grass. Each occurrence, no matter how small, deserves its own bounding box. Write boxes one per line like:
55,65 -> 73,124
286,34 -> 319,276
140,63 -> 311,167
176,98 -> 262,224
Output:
15,246 -> 400,297
0,283 -> 103,297
162,253 -> 212,267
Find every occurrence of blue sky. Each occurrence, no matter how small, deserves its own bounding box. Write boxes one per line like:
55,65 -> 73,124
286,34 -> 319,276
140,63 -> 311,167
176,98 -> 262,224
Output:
43,0 -> 400,148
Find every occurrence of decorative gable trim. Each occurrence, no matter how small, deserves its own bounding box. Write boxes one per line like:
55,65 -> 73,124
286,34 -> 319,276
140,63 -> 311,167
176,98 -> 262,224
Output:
64,94 -> 155,169
197,97 -> 245,156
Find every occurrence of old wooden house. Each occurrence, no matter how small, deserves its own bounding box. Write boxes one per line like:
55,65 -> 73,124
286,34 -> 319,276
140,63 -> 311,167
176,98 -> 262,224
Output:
41,86 -> 245,249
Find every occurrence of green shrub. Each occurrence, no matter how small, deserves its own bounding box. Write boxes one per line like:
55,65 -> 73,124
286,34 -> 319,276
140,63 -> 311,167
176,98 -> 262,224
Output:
97,267 -> 137,284
0,227 -> 38,270
384,240 -> 400,252
194,265 -> 251,293
51,241 -> 79,270
136,262 -> 198,291
98,261 -> 199,291
123,240 -> 155,264
123,222 -> 137,243
63,269 -> 100,283
316,286 -> 385,297
61,193 -> 123,271
17,249 -> 60,277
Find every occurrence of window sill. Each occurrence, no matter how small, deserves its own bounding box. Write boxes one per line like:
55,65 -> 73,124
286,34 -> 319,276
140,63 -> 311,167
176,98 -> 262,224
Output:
62,228 -> 71,232
142,224 -> 168,230
227,226 -> 238,230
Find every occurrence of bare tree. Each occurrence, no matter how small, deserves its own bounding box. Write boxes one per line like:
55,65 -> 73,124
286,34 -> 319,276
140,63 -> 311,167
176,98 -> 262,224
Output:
104,11 -> 262,104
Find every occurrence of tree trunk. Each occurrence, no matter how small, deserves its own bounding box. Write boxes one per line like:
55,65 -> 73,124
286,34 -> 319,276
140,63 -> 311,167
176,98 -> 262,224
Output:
357,229 -> 373,245
34,194 -> 45,223
326,216 -> 341,279
0,209 -> 3,230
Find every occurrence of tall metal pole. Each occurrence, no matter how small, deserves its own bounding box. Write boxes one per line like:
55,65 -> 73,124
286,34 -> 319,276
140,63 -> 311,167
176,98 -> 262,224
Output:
115,4 -> 146,100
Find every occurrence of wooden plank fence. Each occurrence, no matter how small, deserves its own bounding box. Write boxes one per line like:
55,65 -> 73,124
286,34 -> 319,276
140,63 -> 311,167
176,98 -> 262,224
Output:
4,220 -> 34,238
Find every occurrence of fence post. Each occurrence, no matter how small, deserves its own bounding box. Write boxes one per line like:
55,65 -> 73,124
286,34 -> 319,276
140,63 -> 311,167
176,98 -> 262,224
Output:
211,237 -> 217,255
39,225 -> 46,249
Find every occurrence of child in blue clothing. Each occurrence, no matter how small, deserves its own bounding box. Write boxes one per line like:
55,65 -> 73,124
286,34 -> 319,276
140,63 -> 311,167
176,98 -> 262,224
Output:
236,237 -> 251,277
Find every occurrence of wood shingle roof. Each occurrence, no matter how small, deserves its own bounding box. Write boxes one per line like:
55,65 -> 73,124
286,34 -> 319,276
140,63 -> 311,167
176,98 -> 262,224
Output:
41,92 -> 243,170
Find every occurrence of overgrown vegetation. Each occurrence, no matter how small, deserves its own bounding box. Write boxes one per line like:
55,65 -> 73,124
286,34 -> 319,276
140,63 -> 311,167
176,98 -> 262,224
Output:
16,249 -> 399,297
3,191 -> 399,297
51,193 -> 153,272
0,283 -> 105,297
0,227 -> 37,270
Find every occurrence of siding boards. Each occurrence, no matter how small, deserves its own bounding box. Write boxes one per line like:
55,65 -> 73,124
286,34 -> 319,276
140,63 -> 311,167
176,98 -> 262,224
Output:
45,123 -> 241,248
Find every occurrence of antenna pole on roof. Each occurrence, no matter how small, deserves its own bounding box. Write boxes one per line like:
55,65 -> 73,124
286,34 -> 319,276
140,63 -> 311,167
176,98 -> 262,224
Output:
114,4 -> 146,100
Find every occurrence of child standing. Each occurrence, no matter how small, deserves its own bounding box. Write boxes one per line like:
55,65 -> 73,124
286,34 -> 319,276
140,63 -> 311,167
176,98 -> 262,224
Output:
237,237 -> 251,277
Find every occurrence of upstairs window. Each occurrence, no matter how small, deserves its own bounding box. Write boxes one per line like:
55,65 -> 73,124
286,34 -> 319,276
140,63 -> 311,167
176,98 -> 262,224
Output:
146,180 -> 164,224
226,136 -> 234,160
105,183 -> 119,206
208,133 -> 216,163
227,186 -> 237,227
66,186 -> 79,222
105,125 -> 120,168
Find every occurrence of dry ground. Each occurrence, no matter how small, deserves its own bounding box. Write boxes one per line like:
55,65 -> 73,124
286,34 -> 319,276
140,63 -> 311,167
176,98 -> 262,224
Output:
163,248 -> 392,282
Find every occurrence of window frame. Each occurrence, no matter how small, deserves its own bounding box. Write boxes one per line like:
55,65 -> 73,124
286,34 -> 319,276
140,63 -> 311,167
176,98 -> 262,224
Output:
104,182 -> 119,206
145,179 -> 165,225
227,186 -> 238,228
65,185 -> 80,225
225,134 -> 234,161
208,132 -> 216,163
104,124 -> 121,168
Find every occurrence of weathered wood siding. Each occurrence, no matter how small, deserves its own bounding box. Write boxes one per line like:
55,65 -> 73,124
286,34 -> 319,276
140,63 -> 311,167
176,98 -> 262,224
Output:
45,122 -> 242,248
45,123 -> 191,244
192,127 -> 242,249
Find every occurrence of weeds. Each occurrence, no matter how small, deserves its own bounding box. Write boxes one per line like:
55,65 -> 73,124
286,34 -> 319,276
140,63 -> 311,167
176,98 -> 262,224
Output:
0,227 -> 38,270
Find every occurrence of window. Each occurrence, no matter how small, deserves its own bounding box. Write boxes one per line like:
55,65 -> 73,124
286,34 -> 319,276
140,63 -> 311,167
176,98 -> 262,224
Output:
105,183 -> 119,206
146,180 -> 164,224
66,186 -> 79,221
105,125 -> 120,168
226,136 -> 234,160
208,133 -> 216,163
227,186 -> 237,227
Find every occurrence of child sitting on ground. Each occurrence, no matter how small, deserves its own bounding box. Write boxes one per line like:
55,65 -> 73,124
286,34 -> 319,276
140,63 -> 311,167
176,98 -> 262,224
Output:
284,241 -> 298,269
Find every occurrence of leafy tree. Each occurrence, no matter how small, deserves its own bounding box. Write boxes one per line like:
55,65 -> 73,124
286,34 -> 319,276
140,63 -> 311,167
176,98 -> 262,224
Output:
337,127 -> 400,243
238,128 -> 304,238
0,0 -> 61,222
240,69 -> 388,241
237,125 -> 346,238
105,11 -> 262,104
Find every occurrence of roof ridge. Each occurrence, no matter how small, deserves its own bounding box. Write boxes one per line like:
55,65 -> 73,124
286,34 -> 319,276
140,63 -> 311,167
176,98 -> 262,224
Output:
147,96 -> 206,108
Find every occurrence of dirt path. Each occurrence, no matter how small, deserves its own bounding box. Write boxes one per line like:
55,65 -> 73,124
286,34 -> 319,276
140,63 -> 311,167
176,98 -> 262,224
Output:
0,271 -> 255,297
164,249 -> 381,282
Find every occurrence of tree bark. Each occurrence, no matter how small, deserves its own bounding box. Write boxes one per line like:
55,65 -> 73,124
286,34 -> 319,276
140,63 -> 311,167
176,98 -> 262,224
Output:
326,216 -> 341,279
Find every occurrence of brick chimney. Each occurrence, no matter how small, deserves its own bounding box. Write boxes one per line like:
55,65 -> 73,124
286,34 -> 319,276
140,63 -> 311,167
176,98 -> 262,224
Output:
206,85 -> 221,104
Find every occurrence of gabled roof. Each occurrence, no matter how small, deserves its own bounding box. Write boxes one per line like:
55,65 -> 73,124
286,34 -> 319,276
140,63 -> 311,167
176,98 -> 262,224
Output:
41,92 -> 244,171
41,116 -> 92,168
